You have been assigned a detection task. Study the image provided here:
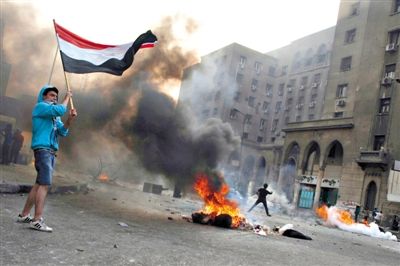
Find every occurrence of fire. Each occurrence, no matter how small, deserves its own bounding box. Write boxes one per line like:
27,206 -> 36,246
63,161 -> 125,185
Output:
316,205 -> 328,221
316,204 -> 354,225
98,173 -> 109,182
316,204 -> 397,241
193,173 -> 245,228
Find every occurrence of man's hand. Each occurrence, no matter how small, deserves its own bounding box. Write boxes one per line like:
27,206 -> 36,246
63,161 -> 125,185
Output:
61,91 -> 73,106
69,108 -> 77,118
64,109 -> 77,129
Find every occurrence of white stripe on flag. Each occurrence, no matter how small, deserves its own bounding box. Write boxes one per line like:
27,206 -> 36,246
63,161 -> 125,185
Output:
58,38 -> 133,66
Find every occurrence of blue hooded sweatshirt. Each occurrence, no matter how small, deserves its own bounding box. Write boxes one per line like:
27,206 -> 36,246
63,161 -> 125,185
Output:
31,85 -> 69,151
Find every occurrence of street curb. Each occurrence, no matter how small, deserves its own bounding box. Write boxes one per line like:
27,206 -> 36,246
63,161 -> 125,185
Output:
0,182 -> 89,194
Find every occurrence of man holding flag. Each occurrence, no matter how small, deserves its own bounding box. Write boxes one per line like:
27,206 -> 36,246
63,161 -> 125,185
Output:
17,85 -> 77,232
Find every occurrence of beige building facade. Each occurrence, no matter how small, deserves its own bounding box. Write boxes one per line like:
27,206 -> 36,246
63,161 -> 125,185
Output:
281,0 -> 400,218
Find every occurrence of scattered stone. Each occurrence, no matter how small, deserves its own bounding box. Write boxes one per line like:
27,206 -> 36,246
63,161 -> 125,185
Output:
76,248 -> 84,252
114,244 -> 118,248
168,217 -> 173,220
112,198 -> 117,200
118,222 -> 129,227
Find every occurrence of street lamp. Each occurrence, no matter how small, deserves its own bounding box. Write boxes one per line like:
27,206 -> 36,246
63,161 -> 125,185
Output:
232,108 -> 246,194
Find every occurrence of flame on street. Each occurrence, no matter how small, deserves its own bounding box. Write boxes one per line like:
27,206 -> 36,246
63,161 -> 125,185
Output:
316,204 -> 397,241
194,173 -> 245,228
98,173 -> 109,182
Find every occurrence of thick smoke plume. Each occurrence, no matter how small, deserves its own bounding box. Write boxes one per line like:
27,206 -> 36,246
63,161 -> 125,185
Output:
129,88 -> 239,187
2,3 -> 239,190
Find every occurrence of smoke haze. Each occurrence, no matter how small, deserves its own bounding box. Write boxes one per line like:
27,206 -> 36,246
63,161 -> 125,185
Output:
2,2 -> 239,189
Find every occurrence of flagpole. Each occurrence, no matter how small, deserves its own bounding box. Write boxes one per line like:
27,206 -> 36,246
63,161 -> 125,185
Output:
48,42 -> 59,85
52,19 -> 75,110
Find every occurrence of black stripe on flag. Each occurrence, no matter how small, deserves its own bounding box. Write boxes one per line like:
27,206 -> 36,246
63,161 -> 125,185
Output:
62,30 -> 157,76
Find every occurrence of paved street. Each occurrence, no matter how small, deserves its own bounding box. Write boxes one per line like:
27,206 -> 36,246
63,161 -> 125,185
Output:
1,182 -> 399,266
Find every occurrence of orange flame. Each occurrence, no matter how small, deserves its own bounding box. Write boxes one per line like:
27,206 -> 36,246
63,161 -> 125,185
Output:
193,173 -> 245,228
316,205 -> 328,221
98,173 -> 109,182
337,209 -> 354,225
316,204 -> 355,225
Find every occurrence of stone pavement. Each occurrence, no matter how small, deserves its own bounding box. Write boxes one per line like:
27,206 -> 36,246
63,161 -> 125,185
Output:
0,163 -> 91,194
1,183 -> 399,266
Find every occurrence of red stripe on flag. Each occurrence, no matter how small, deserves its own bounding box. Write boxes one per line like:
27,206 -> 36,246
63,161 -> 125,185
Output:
140,43 -> 156,49
54,22 -> 115,50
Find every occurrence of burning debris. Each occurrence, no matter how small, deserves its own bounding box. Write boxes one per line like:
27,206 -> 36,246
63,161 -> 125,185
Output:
316,205 -> 397,241
192,172 -> 246,228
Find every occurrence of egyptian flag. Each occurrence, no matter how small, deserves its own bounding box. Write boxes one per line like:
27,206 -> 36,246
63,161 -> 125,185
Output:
54,21 -> 157,76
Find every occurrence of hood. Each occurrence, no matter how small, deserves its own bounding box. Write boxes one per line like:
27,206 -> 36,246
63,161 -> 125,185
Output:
37,85 -> 57,103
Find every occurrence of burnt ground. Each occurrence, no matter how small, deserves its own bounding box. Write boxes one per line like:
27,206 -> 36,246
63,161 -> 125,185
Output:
1,182 -> 399,266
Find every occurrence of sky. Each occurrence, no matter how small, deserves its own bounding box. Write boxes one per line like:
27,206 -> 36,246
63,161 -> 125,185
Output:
27,0 -> 341,56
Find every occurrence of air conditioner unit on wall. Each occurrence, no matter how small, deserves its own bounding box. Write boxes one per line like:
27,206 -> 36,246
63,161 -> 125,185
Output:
385,72 -> 396,79
336,99 -> 346,107
311,83 -> 318,88
385,43 -> 397,53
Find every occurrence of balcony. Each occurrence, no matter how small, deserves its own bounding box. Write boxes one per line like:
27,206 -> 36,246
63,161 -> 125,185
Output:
356,150 -> 390,170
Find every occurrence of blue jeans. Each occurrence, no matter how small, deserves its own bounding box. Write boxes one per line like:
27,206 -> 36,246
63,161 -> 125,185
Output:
34,149 -> 56,185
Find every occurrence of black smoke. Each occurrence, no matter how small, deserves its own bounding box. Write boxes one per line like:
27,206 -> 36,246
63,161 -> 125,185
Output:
2,2 -> 239,190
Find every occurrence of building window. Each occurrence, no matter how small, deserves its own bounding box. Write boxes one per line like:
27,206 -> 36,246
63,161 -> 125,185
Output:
336,84 -> 348,98
284,116 -> 290,124
281,65 -> 288,75
373,135 -> 385,150
251,79 -> 258,91
316,44 -> 327,64
311,93 -> 318,101
278,83 -> 285,96
259,119 -> 266,130
236,73 -> 244,84
298,96 -> 305,104
295,115 -> 301,122
301,76 -> 308,87
272,119 -> 279,131
248,96 -> 255,107
340,56 -> 352,71
345,29 -> 356,44
265,83 -> 273,96
313,73 -> 321,84
350,2 -> 360,16
385,64 -> 396,76
379,98 -> 391,113
334,111 -> 343,118
229,109 -> 238,119
288,79 -> 296,88
287,98 -> 293,105
242,132 -> 249,139
213,108 -> 218,116
275,101 -> 282,113
389,30 -> 400,45
257,136 -> 263,143
262,101 -> 269,112
244,114 -> 252,124
394,0 -> 400,13
254,61 -> 262,74
268,66 -> 276,76
239,56 -> 246,68
308,114 -> 315,120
